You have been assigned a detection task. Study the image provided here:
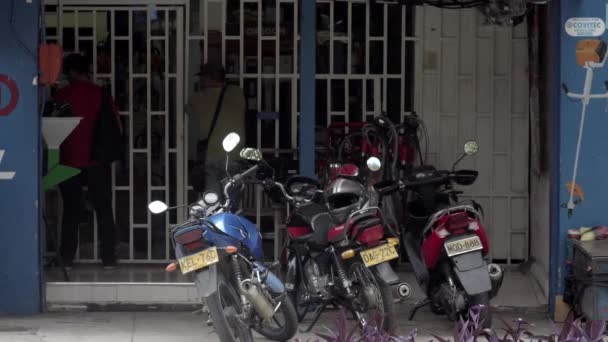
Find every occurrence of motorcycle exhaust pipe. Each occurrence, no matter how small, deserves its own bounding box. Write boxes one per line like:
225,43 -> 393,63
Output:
392,282 -> 412,300
488,263 -> 504,299
239,279 -> 275,321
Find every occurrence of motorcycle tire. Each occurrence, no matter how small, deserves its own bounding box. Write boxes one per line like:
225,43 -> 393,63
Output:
204,273 -> 254,342
348,261 -> 396,334
469,292 -> 492,328
253,294 -> 298,341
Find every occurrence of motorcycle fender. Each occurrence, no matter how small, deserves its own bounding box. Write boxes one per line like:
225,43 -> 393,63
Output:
194,264 -> 218,298
451,251 -> 492,296
371,261 -> 400,286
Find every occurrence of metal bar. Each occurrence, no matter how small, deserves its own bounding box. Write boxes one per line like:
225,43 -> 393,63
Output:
74,10 -> 79,52
401,5 -> 405,117
147,8 -> 153,261
239,0 -> 244,89
129,9 -> 135,261
275,0 -> 280,159
164,9 -> 171,260
292,2 -> 298,155
382,4 -> 388,114
347,2 -> 352,77
256,0 -> 263,228
330,1 -> 334,75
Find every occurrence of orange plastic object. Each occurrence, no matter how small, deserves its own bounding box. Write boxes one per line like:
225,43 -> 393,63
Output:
575,40 -> 607,67
566,181 -> 585,202
225,246 -> 238,254
165,263 -> 177,272
39,43 -> 63,85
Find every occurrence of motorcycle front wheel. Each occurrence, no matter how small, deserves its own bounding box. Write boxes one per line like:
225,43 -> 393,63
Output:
204,273 -> 254,342
348,261 -> 396,334
253,294 -> 298,341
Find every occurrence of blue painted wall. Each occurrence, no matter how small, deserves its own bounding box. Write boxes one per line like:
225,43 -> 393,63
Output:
299,0 -> 316,178
0,0 -> 41,314
553,1 -> 608,309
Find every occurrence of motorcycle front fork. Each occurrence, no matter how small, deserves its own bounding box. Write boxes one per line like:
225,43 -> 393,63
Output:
327,246 -> 367,325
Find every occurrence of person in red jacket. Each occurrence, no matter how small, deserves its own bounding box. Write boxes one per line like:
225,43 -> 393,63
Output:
55,53 -> 119,269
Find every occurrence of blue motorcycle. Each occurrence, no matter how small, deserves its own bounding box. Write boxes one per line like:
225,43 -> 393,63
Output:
148,133 -> 297,342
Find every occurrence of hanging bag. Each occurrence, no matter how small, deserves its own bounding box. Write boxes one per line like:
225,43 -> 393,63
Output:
191,86 -> 227,192
92,87 -> 124,164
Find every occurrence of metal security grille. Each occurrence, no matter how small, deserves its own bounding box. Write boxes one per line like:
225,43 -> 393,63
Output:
184,0 -> 419,238
44,2 -> 185,263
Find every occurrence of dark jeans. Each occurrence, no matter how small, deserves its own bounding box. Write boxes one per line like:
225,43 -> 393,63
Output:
60,164 -> 116,264
202,159 -> 241,212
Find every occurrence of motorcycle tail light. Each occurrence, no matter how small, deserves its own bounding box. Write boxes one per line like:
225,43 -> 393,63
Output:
184,240 -> 205,252
436,227 -> 450,238
174,229 -> 203,244
356,224 -> 384,244
468,221 -> 480,231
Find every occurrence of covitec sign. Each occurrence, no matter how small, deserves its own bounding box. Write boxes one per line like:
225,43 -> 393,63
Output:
565,18 -> 606,37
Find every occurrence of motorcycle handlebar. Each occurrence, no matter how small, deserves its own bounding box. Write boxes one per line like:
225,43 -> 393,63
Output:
223,164 -> 260,206
376,171 -> 465,196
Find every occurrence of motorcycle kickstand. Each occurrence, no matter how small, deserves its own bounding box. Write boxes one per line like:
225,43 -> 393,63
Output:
408,298 -> 430,321
299,302 -> 326,333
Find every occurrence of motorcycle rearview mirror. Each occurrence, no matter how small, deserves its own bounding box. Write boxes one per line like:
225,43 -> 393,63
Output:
463,140 -> 479,156
222,133 -> 241,153
239,147 -> 263,161
452,140 -> 480,171
373,115 -> 388,128
148,201 -> 168,214
366,156 -> 382,172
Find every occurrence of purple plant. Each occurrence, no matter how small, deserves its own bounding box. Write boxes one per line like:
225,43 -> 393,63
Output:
292,307 -> 607,342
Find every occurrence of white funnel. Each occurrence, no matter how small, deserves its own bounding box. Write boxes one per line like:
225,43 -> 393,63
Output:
42,118 -> 82,149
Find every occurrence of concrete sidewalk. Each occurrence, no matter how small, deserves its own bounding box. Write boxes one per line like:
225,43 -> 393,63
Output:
0,306 -> 557,342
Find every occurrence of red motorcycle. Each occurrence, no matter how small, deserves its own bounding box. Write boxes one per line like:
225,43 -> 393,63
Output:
263,172 -> 409,334
376,140 -> 504,328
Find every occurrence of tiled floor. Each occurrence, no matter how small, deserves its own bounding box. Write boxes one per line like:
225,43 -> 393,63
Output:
45,264 -> 548,310
0,310 -> 559,342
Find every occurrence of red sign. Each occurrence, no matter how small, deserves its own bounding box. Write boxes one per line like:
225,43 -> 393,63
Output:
0,75 -> 19,116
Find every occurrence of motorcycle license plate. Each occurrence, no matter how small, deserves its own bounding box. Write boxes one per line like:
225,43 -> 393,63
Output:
444,236 -> 483,257
360,244 -> 399,267
178,247 -> 219,274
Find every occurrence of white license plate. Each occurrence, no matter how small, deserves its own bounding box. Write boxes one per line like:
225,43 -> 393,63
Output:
444,236 -> 483,257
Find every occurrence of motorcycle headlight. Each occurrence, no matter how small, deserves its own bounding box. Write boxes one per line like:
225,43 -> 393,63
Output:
203,191 -> 219,205
190,204 -> 205,217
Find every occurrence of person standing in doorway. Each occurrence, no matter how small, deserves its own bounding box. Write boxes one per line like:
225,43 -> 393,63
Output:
55,53 -> 120,269
186,62 -> 246,202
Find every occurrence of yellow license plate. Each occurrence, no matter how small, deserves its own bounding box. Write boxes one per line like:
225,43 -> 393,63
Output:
444,236 -> 483,257
360,244 -> 399,267
178,247 -> 219,274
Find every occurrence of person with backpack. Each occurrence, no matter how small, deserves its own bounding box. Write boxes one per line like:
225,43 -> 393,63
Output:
186,62 -> 246,205
54,53 -> 123,269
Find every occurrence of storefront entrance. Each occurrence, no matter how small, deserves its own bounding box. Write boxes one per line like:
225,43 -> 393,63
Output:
44,3 -> 187,264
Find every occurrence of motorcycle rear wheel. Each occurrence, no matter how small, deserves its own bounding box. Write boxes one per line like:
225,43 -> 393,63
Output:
469,292 -> 492,328
253,294 -> 298,341
348,261 -> 396,334
204,273 -> 254,342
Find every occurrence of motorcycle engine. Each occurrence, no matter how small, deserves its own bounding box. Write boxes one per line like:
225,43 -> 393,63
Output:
304,259 -> 330,298
432,283 -> 467,321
